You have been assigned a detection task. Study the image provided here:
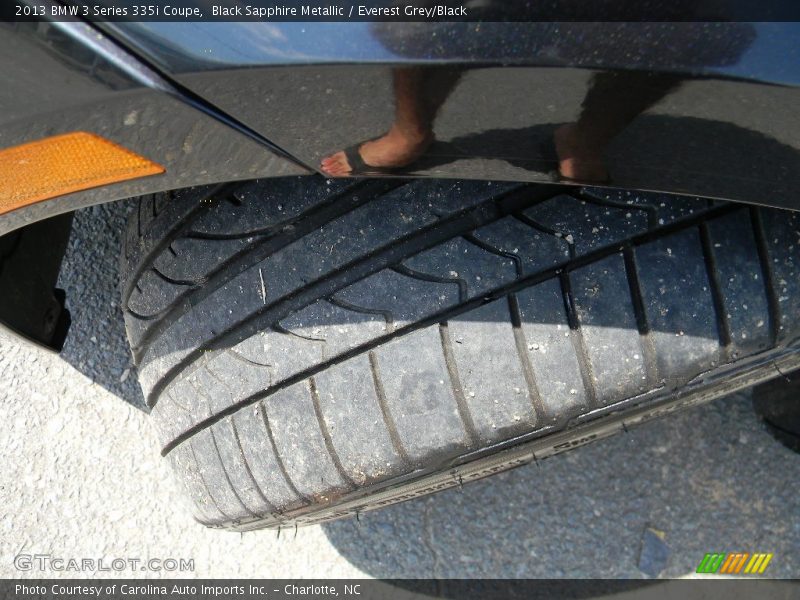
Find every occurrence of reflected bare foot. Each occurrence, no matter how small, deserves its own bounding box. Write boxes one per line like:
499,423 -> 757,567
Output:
321,125 -> 433,176
554,123 -> 610,183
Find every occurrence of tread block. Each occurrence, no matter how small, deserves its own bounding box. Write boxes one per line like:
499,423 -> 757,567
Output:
167,443 -> 227,525
230,407 -> 306,512
190,429 -> 253,522
211,420 -> 276,516
707,211 -> 771,357
336,268 -> 460,329
313,355 -> 405,484
471,216 -> 570,275
760,207 -> 800,343
446,299 -> 538,439
402,237 -> 518,300
263,382 -> 350,501
233,328 -> 322,386
571,253 -> 650,404
279,299 -> 387,357
515,279 -> 590,421
526,194 -> 649,254
636,229 -> 722,383
373,327 -> 471,462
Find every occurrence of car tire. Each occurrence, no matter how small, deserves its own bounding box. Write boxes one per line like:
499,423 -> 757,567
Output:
121,176 -> 800,530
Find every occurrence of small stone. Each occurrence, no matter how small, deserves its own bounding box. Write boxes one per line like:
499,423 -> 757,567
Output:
638,527 -> 670,578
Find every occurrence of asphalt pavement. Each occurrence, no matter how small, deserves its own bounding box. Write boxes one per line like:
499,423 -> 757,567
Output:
0,198 -> 798,581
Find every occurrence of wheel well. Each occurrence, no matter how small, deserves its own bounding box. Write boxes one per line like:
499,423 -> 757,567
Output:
0,212 -> 73,350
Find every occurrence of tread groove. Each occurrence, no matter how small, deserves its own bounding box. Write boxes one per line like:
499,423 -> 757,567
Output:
122,182 -> 238,309
273,323 -> 326,343
258,401 -> 309,503
623,245 -> 661,385
137,200 -> 145,238
150,266 -> 202,288
438,322 -> 480,446
368,351 -> 412,466
183,230 -> 267,241
308,377 -> 358,489
327,295 -> 394,331
750,206 -> 782,345
578,189 -> 659,229
392,264 -> 468,303
699,223 -> 733,356
462,233 -> 523,277
226,348 -> 271,369
131,180 -> 403,360
208,426 -> 260,518
227,418 -> 281,518
124,302 -> 171,322
188,440 -> 231,523
512,212 -> 576,259
507,293 -> 548,421
559,271 -> 598,408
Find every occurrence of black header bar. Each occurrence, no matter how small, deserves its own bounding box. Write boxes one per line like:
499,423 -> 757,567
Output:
6,0 -> 800,22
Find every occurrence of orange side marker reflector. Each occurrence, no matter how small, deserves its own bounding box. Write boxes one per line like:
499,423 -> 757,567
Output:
0,131 -> 164,215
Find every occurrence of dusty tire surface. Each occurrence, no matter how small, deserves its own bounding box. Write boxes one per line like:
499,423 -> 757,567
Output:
121,177 -> 800,530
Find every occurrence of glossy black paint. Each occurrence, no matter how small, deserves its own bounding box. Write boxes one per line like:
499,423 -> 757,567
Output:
109,21 -> 800,84
107,21 -> 800,210
0,19 -> 306,237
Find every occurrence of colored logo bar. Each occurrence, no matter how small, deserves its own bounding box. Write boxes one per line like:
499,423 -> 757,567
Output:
696,553 -> 773,574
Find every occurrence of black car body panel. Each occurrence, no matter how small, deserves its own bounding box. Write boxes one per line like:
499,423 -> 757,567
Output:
106,20 -> 800,209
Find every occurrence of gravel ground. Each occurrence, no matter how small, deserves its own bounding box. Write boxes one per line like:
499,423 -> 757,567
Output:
0,199 -> 798,581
